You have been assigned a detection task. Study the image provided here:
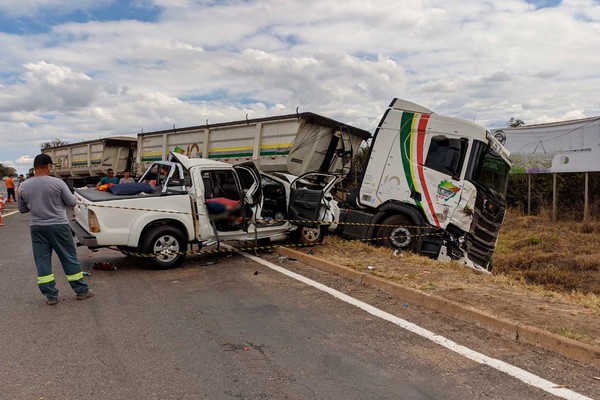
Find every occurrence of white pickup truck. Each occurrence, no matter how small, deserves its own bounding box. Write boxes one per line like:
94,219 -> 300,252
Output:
71,152 -> 338,268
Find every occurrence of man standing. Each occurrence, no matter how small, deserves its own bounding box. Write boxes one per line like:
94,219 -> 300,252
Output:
18,154 -> 93,305
5,175 -> 15,202
96,168 -> 119,188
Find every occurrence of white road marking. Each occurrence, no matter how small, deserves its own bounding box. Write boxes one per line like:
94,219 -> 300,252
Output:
232,247 -> 592,400
1,210 -> 19,217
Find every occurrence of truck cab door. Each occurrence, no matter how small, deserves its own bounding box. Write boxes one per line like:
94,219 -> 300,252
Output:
233,162 -> 263,219
288,173 -> 336,226
421,135 -> 469,226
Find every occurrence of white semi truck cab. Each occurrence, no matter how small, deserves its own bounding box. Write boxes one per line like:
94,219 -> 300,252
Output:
340,99 -> 512,272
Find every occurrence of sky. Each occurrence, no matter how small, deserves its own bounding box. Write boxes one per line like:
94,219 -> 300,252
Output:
0,0 -> 599,174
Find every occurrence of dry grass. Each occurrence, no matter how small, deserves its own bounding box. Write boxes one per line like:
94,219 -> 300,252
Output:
552,326 -> 591,342
319,234 -> 600,313
493,211 -> 600,294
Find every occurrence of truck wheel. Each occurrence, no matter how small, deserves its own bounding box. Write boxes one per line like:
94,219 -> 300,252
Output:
294,225 -> 326,246
379,215 -> 421,253
141,225 -> 187,269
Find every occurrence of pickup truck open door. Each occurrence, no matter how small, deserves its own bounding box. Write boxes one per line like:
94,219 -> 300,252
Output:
233,162 -> 263,221
288,173 -> 337,226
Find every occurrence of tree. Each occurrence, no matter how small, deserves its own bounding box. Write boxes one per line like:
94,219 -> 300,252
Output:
0,163 -> 17,178
342,143 -> 371,190
507,117 -> 525,127
40,138 -> 69,150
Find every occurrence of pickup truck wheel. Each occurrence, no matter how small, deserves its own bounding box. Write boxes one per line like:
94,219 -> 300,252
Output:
294,225 -> 326,246
141,225 -> 186,269
379,215 -> 421,253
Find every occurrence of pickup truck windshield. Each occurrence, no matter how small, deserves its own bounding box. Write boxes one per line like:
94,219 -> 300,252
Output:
470,142 -> 510,198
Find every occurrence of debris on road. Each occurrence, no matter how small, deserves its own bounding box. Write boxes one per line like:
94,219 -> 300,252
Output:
93,262 -> 117,271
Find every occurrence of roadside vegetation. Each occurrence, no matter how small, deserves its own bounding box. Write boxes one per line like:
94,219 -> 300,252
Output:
309,210 -> 600,345
493,209 -> 600,295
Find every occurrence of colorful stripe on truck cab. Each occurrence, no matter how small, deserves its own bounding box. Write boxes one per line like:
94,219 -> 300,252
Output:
399,112 -> 440,227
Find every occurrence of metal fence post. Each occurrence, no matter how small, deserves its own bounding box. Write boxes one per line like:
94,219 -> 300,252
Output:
527,174 -> 531,215
552,173 -> 557,222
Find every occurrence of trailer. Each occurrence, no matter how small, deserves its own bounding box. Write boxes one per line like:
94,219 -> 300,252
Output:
136,113 -> 370,176
43,137 -> 137,188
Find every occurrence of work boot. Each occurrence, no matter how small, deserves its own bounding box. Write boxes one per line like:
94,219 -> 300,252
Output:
76,289 -> 95,300
46,297 -> 58,305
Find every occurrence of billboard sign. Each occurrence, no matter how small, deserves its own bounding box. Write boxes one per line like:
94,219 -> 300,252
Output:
490,117 -> 600,174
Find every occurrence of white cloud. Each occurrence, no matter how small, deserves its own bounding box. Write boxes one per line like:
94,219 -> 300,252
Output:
0,61 -> 100,113
16,155 -> 33,166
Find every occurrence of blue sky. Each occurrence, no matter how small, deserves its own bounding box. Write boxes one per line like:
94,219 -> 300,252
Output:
0,1 -> 160,35
0,0 -> 599,174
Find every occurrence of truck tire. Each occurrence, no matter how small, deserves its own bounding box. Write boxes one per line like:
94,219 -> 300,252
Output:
141,225 -> 187,269
294,225 -> 326,246
378,215 -> 421,253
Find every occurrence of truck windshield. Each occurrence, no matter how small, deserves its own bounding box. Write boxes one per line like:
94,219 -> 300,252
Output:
471,143 -> 510,198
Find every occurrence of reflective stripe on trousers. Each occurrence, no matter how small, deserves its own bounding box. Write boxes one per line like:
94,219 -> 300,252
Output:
37,274 -> 55,285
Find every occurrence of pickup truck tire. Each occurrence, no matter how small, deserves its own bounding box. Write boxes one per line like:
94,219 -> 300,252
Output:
294,225 -> 326,246
379,215 -> 421,253
141,225 -> 186,269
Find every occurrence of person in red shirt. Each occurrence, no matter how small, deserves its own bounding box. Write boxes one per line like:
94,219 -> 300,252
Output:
5,175 -> 15,202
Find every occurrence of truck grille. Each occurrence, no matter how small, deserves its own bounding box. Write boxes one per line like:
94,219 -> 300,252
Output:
466,193 -> 505,268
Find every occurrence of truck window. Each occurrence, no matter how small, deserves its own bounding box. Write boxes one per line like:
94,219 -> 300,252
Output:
424,136 -> 468,178
206,170 -> 240,201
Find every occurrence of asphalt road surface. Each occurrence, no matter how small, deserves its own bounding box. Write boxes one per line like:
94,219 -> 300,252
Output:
0,204 -> 597,399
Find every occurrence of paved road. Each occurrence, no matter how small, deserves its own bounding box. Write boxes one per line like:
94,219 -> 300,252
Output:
0,208 -> 597,399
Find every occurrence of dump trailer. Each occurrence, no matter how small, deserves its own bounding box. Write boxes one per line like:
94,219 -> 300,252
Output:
136,113 -> 371,176
43,137 -> 137,188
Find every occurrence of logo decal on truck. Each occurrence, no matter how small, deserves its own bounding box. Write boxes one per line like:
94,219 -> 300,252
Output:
437,180 -> 461,202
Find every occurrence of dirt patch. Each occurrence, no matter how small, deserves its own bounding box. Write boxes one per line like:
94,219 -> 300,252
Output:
307,212 -> 600,347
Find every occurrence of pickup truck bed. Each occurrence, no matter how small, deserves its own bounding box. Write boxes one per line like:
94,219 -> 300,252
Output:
74,188 -> 163,202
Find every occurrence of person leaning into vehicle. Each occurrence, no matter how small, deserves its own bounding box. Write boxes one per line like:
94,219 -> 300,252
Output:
97,168 -> 119,188
17,154 -> 93,305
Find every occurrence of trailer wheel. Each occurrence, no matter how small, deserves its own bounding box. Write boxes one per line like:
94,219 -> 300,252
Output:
379,215 -> 421,253
141,225 -> 187,269
294,225 -> 326,246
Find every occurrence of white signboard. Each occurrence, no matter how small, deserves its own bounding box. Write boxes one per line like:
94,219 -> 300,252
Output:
490,117 -> 600,173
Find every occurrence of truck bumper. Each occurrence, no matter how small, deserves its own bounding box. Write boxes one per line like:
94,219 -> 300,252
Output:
70,220 -> 99,248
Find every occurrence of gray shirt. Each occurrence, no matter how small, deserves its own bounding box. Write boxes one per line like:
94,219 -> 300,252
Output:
18,176 -> 77,226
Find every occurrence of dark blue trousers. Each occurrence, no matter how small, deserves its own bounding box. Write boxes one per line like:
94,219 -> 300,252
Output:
31,224 -> 88,299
